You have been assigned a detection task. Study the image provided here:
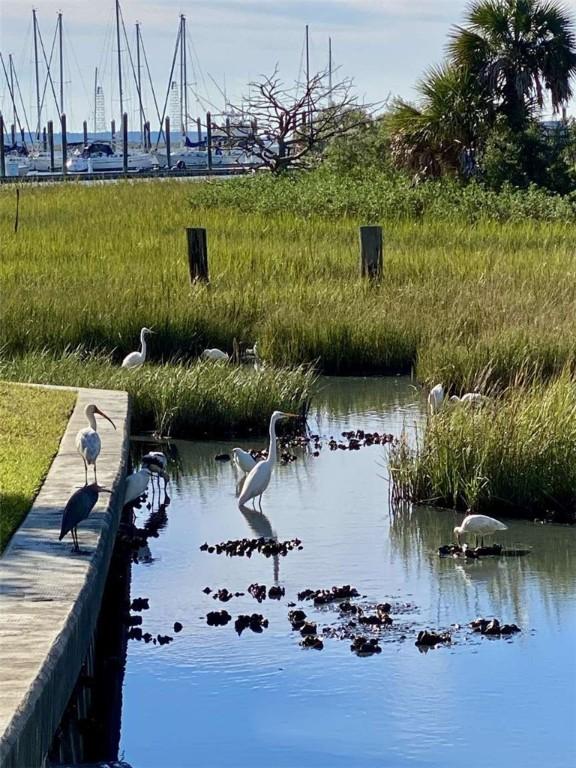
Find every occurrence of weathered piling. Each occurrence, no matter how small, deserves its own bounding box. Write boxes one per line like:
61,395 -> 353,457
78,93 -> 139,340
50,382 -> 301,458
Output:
165,116 -> 171,170
206,112 -> 213,172
83,120 -> 88,145
61,113 -> 67,177
122,113 -> 128,175
0,115 -> 5,179
10,123 -> 16,145
111,119 -> 116,150
359,225 -> 383,280
186,227 -> 209,283
42,126 -> 47,151
197,117 -> 202,143
48,120 -> 54,171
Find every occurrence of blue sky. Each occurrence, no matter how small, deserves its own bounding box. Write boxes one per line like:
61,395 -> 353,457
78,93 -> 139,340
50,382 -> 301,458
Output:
0,0 -> 571,133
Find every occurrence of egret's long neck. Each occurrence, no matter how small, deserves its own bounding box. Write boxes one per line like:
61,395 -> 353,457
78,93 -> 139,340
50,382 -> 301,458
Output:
140,331 -> 147,360
266,417 -> 278,466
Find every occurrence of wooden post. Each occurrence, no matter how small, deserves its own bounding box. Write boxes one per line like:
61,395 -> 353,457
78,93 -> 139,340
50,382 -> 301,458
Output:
206,112 -> 212,172
42,126 -> 47,151
111,119 -> 116,149
359,225 -> 383,280
186,227 -> 209,283
122,113 -> 128,174
83,120 -> 88,145
61,113 -> 67,177
0,115 -> 5,179
48,120 -> 54,172
14,188 -> 20,233
197,117 -> 201,143
10,123 -> 16,145
165,116 -> 171,170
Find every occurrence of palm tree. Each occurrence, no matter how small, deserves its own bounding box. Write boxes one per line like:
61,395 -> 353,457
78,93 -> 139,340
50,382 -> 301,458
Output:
449,0 -> 576,128
387,63 -> 490,177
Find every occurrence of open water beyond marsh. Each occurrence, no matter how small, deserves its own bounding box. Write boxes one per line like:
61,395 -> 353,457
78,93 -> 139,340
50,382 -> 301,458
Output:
118,378 -> 575,768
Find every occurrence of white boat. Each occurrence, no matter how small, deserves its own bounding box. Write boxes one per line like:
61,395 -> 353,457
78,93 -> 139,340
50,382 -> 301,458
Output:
156,144 -> 259,169
66,141 -> 157,173
5,154 -> 30,177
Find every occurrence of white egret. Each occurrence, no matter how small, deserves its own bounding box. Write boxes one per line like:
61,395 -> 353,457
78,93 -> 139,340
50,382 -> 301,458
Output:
59,483 -> 111,552
124,467 -> 154,505
450,393 -> 490,406
202,348 -> 229,362
454,514 -> 508,547
121,327 -> 154,369
232,447 -> 258,474
76,404 -> 117,485
427,383 -> 445,414
238,411 -> 298,511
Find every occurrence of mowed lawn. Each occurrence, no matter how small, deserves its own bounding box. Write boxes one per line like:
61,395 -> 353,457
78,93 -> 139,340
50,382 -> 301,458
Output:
0,383 -> 76,551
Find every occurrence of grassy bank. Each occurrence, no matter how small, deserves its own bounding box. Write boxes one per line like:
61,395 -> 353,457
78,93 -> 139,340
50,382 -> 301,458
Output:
0,351 -> 314,439
1,175 -> 575,389
389,376 -> 576,522
0,383 -> 76,551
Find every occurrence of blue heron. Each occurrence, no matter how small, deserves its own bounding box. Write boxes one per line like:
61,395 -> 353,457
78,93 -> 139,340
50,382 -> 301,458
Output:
59,483 -> 111,552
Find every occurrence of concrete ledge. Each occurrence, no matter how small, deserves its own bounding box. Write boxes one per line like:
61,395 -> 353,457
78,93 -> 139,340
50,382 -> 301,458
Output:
0,386 -> 130,768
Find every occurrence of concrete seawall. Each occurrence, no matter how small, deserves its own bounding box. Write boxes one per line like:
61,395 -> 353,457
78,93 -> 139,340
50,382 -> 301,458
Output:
0,386 -> 130,768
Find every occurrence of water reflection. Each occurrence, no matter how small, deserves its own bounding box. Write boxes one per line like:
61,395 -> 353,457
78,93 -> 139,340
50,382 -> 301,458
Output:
119,377 -> 576,768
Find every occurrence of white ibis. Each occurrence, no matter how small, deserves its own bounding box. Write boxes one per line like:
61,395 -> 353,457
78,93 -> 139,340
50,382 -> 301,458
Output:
238,411 -> 298,511
454,514 -> 508,547
231,447 -> 258,474
122,327 -> 154,369
202,348 -> 229,362
427,383 -> 445,414
142,451 -> 169,490
59,483 -> 111,552
450,393 -> 490,406
76,404 -> 117,485
124,467 -> 154,505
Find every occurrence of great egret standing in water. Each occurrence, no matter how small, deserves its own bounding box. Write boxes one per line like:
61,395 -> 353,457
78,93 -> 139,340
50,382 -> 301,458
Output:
238,411 -> 298,511
454,514 -> 508,547
122,327 -> 154,369
428,383 -> 445,414
76,404 -> 117,484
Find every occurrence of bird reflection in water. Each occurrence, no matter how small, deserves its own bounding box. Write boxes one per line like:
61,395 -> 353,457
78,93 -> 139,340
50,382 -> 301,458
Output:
241,507 -> 280,584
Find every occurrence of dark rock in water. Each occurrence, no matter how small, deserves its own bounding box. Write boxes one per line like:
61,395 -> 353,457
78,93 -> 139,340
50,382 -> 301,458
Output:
206,610 -> 232,627
157,634 -> 173,645
300,585 -> 359,605
288,609 -> 307,630
201,537 -> 302,558
376,602 -> 392,615
215,453 -> 231,462
143,632 -> 153,643
351,637 -> 381,656
202,586 -> 212,593
130,597 -> 149,611
470,617 -> 521,636
248,583 -> 267,603
235,613 -> 269,636
268,585 -> 285,600
214,588 -> 234,602
173,622 -> 183,633
300,635 -> 324,650
127,628 -> 143,641
126,615 -> 143,627
415,630 -> 451,647
300,622 -> 318,637
200,544 -> 209,552
339,601 -> 359,614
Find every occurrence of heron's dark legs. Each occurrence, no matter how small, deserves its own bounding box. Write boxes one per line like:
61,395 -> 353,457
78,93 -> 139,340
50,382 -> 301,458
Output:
72,527 -> 79,552
83,459 -> 88,486
258,495 -> 263,513
93,463 -> 98,484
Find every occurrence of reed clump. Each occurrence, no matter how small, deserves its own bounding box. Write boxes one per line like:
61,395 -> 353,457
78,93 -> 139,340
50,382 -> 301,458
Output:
389,375 -> 576,521
0,350 -> 314,439
0,176 -> 574,386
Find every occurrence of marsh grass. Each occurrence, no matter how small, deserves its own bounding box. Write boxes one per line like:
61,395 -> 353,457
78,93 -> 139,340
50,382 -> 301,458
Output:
0,383 -> 75,550
0,350 -> 314,438
389,375 -> 576,521
1,177 -> 574,386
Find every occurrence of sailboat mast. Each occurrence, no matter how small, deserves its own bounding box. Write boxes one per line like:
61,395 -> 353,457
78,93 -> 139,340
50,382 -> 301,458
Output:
328,37 -> 332,93
136,22 -> 144,144
9,54 -> 16,135
182,15 -> 188,136
58,12 -> 64,115
115,0 -> 124,120
305,25 -> 313,138
94,67 -> 98,133
33,9 -> 41,140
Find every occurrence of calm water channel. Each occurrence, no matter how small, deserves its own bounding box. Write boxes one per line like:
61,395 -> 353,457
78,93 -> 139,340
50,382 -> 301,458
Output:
118,377 -> 576,768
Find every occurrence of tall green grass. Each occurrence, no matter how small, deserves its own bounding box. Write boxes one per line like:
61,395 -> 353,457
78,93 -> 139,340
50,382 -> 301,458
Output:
1,176 -> 575,385
389,375 -> 576,521
0,351 -> 314,438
